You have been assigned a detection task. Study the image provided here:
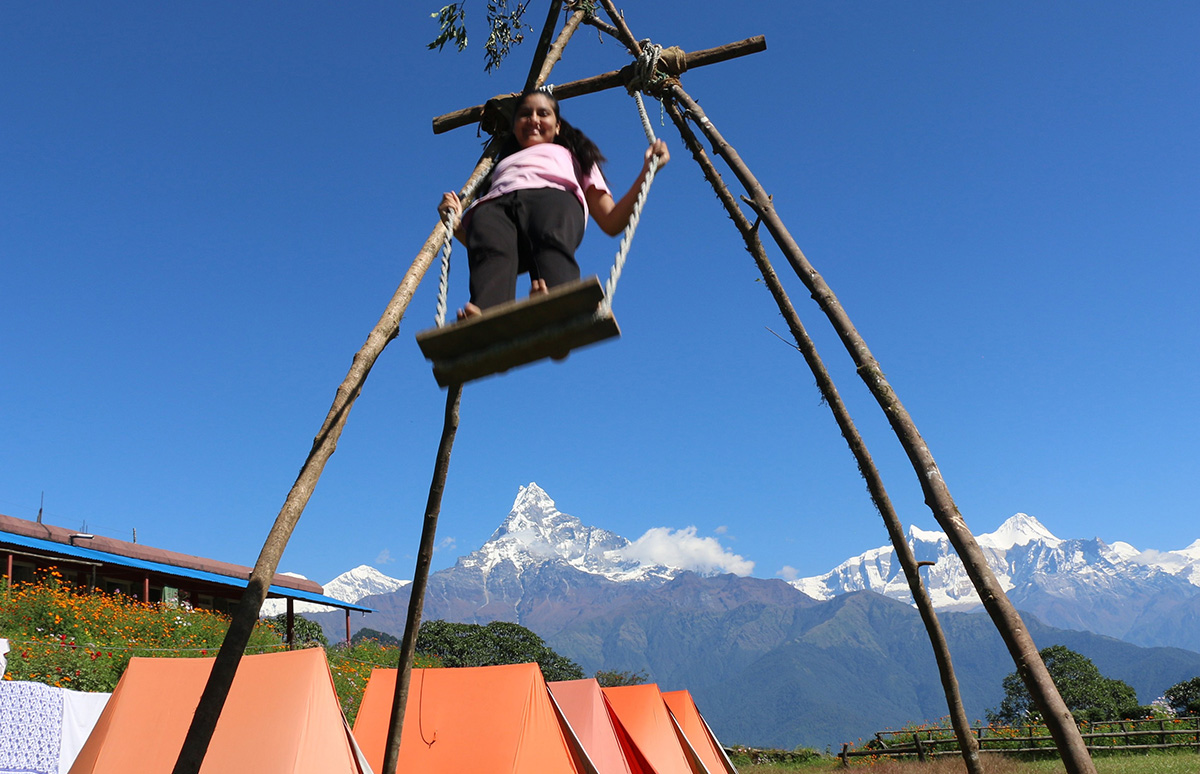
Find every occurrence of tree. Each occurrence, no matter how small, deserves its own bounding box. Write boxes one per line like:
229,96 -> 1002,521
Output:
415,620 -> 584,682
989,646 -> 1138,724
595,669 -> 649,688
350,628 -> 401,647
429,0 -> 531,72
1164,677 -> 1200,716
263,614 -> 327,647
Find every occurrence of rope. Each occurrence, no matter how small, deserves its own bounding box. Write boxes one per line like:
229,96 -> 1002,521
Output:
433,167 -> 491,328
602,42 -> 664,315
434,211 -> 457,328
627,39 -> 667,96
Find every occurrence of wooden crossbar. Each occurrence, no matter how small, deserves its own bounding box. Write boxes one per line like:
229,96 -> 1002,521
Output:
432,36 -> 766,134
415,276 -> 620,386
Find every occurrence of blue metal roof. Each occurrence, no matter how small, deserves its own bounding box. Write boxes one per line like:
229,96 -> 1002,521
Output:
1,530 -> 373,613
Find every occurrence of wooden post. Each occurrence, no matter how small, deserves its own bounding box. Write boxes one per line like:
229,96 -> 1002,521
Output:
914,734 -> 926,762
143,575 -> 150,604
661,57 -> 1098,774
380,384 -> 462,774
344,610 -> 351,645
521,0 -> 563,94
663,95 -> 982,774
378,8 -> 585,773
168,28 -> 526,771
839,744 -> 849,768
285,597 -> 294,649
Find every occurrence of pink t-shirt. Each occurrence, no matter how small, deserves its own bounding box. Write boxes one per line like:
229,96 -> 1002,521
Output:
473,143 -> 610,223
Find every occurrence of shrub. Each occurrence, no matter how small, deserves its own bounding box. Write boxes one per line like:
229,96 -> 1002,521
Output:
1,569 -> 283,690
326,637 -> 440,724
1164,677 -> 1200,716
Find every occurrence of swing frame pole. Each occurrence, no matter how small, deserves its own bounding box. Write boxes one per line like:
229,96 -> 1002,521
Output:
669,85 -> 1094,774
663,99 -> 982,774
379,7 -> 585,773
164,8 -> 576,766
171,214 -> 460,774
381,383 -> 463,774
589,2 -> 1090,771
431,36 -> 765,134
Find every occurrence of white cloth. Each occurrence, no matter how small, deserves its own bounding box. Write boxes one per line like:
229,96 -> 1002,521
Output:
0,680 -> 62,774
0,681 -> 110,774
58,690 -> 110,774
0,639 -> 8,677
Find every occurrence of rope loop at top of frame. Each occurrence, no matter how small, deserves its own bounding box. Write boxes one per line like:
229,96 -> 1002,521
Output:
626,40 -> 667,95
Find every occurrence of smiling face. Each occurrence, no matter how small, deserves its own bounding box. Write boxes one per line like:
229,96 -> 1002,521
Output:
512,92 -> 560,148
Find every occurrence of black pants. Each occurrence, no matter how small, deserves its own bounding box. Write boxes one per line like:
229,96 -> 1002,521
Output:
465,188 -> 585,309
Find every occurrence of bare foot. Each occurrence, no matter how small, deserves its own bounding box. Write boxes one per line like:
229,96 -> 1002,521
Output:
456,303 -> 482,321
529,278 -> 549,296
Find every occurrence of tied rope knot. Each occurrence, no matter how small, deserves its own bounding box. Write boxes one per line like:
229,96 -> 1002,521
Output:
627,39 -> 668,96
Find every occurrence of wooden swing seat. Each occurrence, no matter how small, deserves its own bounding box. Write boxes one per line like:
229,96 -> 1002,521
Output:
415,276 -> 620,387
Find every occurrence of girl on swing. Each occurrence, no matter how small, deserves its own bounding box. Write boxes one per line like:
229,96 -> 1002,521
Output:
438,87 -> 669,320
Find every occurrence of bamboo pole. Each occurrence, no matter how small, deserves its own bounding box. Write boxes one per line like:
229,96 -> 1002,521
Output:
171,208 -> 469,774
591,2 -> 1091,772
166,7 -> 585,767
377,8 -> 586,773
522,0 -> 564,94
665,77 -> 1098,774
380,383 -> 462,774
664,98 -> 982,774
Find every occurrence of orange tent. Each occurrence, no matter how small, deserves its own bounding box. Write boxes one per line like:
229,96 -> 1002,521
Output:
353,663 -> 590,774
69,648 -> 370,774
602,684 -> 698,774
549,679 -> 636,774
662,690 -> 738,774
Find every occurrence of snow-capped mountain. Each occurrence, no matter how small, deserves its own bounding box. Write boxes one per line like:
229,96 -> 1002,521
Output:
792,513 -> 1058,609
299,486 -> 1200,753
261,564 -> 408,616
1127,539 -> 1200,586
306,483 -> 698,634
791,513 -> 1200,648
456,483 -> 676,583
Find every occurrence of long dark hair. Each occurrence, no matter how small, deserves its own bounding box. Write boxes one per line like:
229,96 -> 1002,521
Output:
497,89 -> 607,173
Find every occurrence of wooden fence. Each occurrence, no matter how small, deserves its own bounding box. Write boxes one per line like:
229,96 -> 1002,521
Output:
838,717 -> 1200,766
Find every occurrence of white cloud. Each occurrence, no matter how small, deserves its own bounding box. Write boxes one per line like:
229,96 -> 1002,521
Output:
374,549 -> 394,565
714,525 -> 729,535
777,565 -> 799,581
617,526 -> 754,576
437,536 -> 457,552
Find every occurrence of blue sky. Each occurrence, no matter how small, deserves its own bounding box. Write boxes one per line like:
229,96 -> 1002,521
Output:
3,2 -> 1197,587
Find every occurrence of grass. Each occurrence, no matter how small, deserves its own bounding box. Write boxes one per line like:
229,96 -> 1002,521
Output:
733,751 -> 1200,774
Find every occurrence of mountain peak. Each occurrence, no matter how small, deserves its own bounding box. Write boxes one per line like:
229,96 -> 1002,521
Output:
977,513 -> 1060,550
512,482 -> 554,513
493,482 -> 568,541
908,524 -> 947,543
463,484 -> 672,582
260,564 -> 408,616
318,565 -> 409,608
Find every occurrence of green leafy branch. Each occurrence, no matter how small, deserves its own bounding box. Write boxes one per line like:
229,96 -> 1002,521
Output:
428,0 -> 532,72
